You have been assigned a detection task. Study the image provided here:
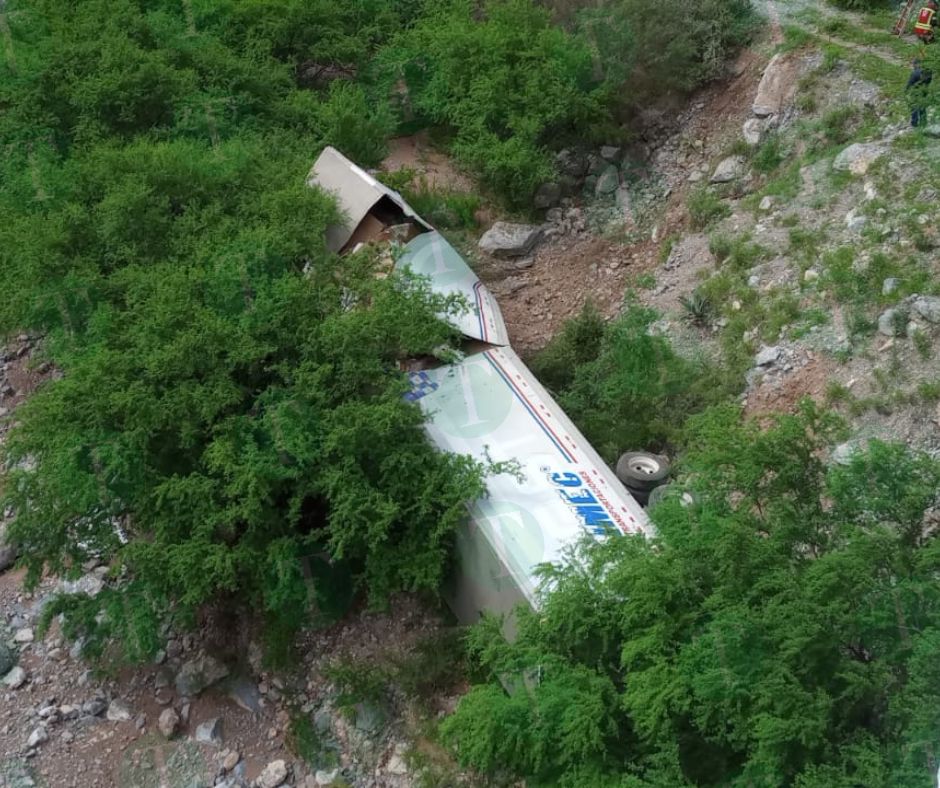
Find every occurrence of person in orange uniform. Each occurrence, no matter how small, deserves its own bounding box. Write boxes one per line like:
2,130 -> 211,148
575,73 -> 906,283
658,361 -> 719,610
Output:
914,0 -> 939,42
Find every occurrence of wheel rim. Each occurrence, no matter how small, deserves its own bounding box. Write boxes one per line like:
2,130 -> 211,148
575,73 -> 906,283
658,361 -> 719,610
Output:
630,456 -> 661,476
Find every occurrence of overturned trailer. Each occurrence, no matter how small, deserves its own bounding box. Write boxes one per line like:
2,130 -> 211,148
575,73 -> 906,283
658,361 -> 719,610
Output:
308,147 -> 653,634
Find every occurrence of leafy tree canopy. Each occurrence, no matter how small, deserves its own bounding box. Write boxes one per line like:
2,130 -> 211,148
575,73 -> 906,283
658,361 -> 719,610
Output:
442,403 -> 940,786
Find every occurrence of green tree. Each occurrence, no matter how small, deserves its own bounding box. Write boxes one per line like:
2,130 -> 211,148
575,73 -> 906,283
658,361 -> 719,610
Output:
442,403 -> 940,786
0,0 -> 485,661
380,0 -> 606,205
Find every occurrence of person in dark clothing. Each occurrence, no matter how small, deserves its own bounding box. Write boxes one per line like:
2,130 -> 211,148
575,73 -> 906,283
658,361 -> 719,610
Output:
907,59 -> 933,127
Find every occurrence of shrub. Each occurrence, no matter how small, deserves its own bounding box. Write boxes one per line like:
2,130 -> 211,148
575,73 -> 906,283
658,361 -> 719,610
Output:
382,0 -> 605,206
443,404 -> 940,785
532,304 -> 736,460
687,187 -> 731,229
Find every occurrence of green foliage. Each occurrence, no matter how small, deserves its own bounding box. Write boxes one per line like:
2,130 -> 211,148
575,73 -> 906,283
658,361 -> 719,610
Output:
317,81 -> 394,167
443,403 -> 940,785
687,188 -> 731,229
679,290 -> 714,325
382,0 -> 604,206
393,629 -> 468,702
0,0 -> 489,660
532,304 -> 736,460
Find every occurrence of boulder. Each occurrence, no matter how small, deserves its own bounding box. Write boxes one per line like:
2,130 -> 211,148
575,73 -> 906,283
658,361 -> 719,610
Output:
195,716 -> 223,746
594,164 -> 620,195
755,345 -> 781,367
832,441 -> 862,466
833,143 -> 885,176
27,726 -> 48,748
0,640 -> 15,676
107,699 -> 133,722
710,155 -> 747,184
2,665 -> 26,689
533,182 -> 561,209
554,149 -> 588,178
759,196 -> 775,212
878,308 -> 905,337
743,118 -> 765,146
0,522 -> 18,573
59,572 -> 104,597
175,654 -> 230,697
315,769 -> 341,786
158,708 -> 180,739
753,53 -> 791,117
258,760 -> 288,788
912,295 -> 940,323
599,145 -> 622,163
222,750 -> 241,772
882,278 -> 900,296
844,209 -> 868,232
14,628 -> 33,644
478,222 -> 543,258
924,125 -> 940,139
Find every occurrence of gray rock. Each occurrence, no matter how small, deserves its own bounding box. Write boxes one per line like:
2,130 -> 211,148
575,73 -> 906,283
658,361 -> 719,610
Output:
755,345 -> 781,367
257,760 -> 288,788
545,207 -> 563,224
743,118 -> 765,146
0,640 -> 15,676
83,698 -> 107,717
594,164 -> 620,196
226,675 -> 262,714
533,182 -> 561,209
882,277 -> 900,296
759,195 -> 775,212
878,308 -> 905,337
710,155 -> 747,184
175,654 -> 230,697
555,149 -> 588,178
615,185 -> 634,225
0,522 -> 18,573
158,707 -> 180,739
599,145 -> 622,163
2,665 -> 26,689
107,699 -> 133,722
354,701 -> 386,734
832,441 -> 862,466
195,716 -> 223,746
59,572 -> 104,597
844,208 -> 868,232
924,125 -> 940,139
26,726 -> 48,748
478,222 -> 543,258
13,628 -> 33,644
315,768 -> 341,786
912,295 -> 940,323
833,143 -> 885,176
753,53 -> 792,117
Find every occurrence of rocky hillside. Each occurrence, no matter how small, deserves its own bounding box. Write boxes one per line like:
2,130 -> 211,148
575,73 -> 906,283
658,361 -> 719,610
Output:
2,2 -> 940,786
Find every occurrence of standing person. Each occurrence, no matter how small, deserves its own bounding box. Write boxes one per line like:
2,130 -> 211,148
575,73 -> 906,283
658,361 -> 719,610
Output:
907,58 -> 933,126
914,0 -> 939,42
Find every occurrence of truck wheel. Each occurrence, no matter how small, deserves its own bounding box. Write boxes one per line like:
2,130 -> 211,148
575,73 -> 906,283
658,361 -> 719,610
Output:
616,452 -> 671,491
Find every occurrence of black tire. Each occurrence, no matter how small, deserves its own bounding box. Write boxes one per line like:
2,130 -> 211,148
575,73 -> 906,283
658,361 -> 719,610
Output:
615,452 -> 671,491
625,485 -> 650,507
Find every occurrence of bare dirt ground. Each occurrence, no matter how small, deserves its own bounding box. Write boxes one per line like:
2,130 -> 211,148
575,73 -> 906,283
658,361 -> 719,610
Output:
382,133 -> 474,192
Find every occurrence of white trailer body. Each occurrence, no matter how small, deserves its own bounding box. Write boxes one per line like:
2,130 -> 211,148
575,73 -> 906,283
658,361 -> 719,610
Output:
308,147 -> 653,633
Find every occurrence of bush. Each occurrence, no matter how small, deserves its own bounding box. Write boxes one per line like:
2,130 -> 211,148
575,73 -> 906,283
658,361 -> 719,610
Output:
532,304 -> 736,460
0,0 -> 489,662
380,0 -> 605,206
443,403 -> 940,785
688,187 -> 731,229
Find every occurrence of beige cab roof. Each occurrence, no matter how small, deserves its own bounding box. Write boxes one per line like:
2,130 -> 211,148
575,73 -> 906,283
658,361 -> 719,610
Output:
306,146 -> 429,253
